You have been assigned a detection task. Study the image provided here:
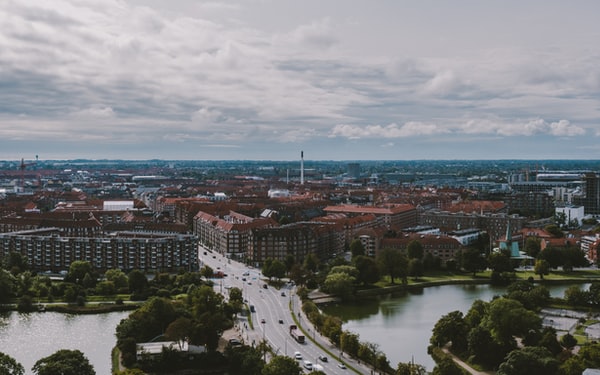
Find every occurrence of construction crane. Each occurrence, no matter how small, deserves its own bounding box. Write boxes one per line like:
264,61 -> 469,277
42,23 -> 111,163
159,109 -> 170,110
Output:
19,156 -> 38,189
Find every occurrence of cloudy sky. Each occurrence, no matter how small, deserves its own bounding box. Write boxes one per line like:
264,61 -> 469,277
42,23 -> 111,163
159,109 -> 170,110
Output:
1,0 -> 599,161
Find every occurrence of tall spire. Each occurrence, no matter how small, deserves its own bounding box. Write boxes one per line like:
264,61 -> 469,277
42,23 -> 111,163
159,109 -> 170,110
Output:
300,151 -> 304,185
505,220 -> 512,241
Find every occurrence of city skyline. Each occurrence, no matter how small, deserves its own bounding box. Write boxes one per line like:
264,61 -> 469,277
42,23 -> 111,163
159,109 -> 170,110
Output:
1,1 -> 600,161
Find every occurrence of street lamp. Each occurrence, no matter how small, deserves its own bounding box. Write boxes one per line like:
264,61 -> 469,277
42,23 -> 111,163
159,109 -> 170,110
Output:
261,320 -> 266,362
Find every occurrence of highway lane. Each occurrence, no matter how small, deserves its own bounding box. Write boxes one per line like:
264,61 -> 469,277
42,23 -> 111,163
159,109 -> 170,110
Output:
198,246 -> 364,374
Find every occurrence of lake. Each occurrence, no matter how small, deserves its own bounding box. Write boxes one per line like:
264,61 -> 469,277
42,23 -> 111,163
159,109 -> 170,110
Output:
0,310 -> 130,375
321,283 -> 585,372
0,283 -> 587,374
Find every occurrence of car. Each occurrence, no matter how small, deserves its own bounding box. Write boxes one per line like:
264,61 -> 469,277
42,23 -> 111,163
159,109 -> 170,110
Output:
260,318 -> 265,324
278,319 -> 284,324
242,277 -> 246,281
338,363 -> 347,369
303,361 -> 313,370
262,284 -> 268,289
294,352 -> 302,360
318,355 -> 328,362
280,291 -> 286,297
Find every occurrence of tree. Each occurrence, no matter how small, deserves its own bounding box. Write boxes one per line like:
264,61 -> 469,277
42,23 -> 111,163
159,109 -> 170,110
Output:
545,224 -> 564,238
488,251 -> 512,273
268,259 -> 286,280
377,248 -> 408,284
349,239 -> 365,258
128,269 -> 148,294
353,255 -> 380,285
467,325 -> 506,367
105,269 -> 128,290
228,287 -> 244,316
408,258 -> 424,280
534,259 -> 549,280
0,269 -> 17,304
554,212 -> 567,227
32,349 -> 95,375
564,285 -> 588,306
261,355 -> 301,375
406,240 -> 424,260
560,333 -> 577,350
537,247 -> 563,269
0,352 -> 24,375
225,345 -> 264,375
431,356 -> 463,375
340,331 -> 360,357
303,253 -> 319,273
67,260 -> 93,284
497,346 -> 559,375
322,272 -> 355,300
461,248 -> 486,276
524,237 -> 541,258
430,310 -> 468,352
200,265 -> 214,279
397,361 -> 427,375
483,298 -> 541,344
2,252 -> 29,275
165,317 -> 193,348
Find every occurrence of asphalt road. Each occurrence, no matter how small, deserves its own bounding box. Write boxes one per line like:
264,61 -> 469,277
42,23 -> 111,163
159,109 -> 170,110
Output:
198,246 -> 369,374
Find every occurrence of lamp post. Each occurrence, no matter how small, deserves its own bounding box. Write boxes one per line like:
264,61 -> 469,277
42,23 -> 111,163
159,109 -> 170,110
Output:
261,320 -> 266,362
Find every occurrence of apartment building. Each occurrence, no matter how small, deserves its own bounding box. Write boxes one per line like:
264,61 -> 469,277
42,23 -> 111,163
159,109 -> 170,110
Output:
247,222 -> 344,265
0,228 -> 198,272
323,204 -> 417,229
194,210 -> 276,260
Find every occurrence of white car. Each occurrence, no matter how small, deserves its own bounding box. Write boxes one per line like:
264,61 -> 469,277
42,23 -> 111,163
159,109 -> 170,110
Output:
303,360 -> 313,370
294,352 -> 302,360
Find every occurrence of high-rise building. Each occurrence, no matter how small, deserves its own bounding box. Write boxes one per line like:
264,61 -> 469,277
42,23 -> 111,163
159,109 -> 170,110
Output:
347,163 -> 360,179
577,173 -> 600,215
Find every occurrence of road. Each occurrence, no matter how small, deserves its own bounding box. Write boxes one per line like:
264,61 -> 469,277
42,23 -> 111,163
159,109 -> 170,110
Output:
199,246 -> 368,374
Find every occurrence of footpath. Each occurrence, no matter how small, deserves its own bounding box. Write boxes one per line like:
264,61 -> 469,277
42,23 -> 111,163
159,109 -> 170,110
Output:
441,346 -> 495,375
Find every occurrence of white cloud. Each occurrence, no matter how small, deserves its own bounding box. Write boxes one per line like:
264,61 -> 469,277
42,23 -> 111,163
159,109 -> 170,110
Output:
329,122 -> 447,139
68,106 -> 116,119
289,18 -> 338,49
459,118 -> 586,137
1,0 -> 599,159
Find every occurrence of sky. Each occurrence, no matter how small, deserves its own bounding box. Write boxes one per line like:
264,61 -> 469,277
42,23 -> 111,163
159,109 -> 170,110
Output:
1,0 -> 600,161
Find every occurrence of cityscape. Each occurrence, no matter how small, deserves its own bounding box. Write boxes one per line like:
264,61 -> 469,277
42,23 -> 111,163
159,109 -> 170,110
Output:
3,0 -> 600,374
3,156 -> 600,373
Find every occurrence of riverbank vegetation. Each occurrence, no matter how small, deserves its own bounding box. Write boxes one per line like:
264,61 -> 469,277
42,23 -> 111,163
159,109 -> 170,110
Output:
0,349 -> 95,375
430,280 -> 600,375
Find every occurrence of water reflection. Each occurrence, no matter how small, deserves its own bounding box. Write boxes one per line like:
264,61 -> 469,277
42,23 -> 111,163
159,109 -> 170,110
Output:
0,311 -> 130,375
321,283 -> 588,372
